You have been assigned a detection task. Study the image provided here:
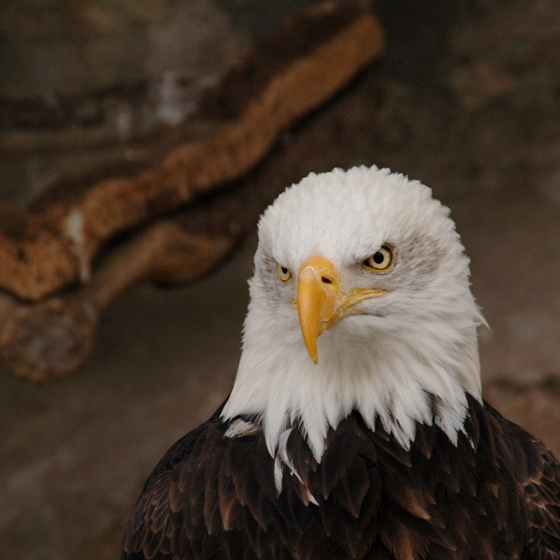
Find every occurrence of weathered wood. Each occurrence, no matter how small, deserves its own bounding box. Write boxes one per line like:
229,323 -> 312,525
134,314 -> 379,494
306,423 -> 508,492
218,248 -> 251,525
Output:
0,1 -> 384,301
0,221 -> 236,381
0,142 -> 289,381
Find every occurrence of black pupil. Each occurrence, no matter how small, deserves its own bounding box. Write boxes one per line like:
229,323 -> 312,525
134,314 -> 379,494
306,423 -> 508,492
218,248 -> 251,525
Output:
373,252 -> 384,264
281,267 -> 288,274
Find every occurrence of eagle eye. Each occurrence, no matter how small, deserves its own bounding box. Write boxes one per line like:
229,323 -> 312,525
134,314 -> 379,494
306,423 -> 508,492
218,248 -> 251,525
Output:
276,263 -> 292,283
363,244 -> 394,272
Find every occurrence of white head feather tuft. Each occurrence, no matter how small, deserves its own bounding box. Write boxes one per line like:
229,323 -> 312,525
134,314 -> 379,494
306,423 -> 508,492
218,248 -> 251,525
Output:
222,166 -> 484,461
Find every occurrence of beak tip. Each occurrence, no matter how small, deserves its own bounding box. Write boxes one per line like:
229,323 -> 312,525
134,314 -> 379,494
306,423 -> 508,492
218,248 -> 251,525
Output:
307,345 -> 319,364
303,340 -> 319,364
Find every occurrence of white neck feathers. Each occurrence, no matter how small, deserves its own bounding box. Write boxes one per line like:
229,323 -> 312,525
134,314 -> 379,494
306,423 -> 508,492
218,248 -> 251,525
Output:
222,290 -> 482,462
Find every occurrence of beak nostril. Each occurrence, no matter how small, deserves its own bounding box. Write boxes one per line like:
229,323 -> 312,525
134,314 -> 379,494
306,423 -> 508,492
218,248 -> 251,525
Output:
321,277 -> 332,284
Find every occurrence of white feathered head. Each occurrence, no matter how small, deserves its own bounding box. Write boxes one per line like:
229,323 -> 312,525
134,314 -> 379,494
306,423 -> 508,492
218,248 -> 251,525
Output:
224,166 -> 484,460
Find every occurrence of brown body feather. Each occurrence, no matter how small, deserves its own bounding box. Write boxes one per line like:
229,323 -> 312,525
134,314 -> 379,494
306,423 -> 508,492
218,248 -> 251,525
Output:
122,395 -> 560,560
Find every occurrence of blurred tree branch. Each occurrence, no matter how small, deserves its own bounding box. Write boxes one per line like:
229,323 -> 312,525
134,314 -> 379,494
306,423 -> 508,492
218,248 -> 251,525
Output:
0,0 -> 384,381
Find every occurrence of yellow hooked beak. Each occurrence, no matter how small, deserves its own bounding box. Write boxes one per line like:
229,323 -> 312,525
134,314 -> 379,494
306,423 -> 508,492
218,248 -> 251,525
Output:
296,255 -> 386,364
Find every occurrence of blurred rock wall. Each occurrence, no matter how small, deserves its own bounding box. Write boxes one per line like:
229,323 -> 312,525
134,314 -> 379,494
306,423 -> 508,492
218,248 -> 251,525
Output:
0,0 -> 312,205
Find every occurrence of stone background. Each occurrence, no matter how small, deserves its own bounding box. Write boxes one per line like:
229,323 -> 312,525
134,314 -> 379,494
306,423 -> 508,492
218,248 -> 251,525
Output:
0,0 -> 312,205
1,0 -> 560,558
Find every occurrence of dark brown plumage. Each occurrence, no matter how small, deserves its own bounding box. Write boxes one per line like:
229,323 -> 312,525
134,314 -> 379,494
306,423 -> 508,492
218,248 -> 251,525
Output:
122,395 -> 560,560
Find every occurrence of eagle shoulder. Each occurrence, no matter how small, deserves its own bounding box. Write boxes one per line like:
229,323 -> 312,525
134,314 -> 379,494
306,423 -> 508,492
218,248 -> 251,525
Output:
121,403 -> 231,559
484,400 -> 560,559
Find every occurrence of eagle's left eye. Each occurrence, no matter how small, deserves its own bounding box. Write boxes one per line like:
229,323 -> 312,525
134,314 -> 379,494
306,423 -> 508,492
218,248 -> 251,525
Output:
363,244 -> 394,272
277,264 -> 292,282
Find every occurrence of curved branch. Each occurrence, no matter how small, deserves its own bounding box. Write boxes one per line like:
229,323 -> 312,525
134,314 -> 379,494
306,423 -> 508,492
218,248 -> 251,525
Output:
0,2 -> 384,301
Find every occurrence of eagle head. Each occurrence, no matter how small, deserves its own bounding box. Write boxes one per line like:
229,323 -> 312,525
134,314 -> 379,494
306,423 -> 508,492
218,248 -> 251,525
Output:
223,166 -> 484,461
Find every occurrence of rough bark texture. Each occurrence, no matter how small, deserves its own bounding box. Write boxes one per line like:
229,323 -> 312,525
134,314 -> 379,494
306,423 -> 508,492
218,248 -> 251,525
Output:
0,1 -> 383,302
0,166 -> 278,381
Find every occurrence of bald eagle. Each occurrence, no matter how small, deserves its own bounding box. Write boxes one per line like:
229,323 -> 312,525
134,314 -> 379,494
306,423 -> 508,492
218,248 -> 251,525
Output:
122,166 -> 560,560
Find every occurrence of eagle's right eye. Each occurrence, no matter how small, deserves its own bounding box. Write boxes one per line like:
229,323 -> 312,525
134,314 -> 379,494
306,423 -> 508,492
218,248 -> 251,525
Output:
277,264 -> 292,283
